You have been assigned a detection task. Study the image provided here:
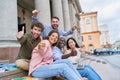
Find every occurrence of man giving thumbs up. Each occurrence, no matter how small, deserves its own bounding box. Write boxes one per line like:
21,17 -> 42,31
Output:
15,21 -> 44,71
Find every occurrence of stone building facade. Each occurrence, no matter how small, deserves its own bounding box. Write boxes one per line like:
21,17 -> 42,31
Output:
99,24 -> 110,45
80,12 -> 101,54
0,0 -> 82,63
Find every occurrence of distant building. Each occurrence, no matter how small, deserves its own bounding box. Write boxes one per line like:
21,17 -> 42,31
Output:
0,0 -> 82,63
80,12 -> 101,54
114,40 -> 120,50
99,24 -> 110,45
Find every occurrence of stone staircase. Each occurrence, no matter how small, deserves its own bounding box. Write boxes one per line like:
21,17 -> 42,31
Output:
0,68 -> 66,80
0,47 -> 66,80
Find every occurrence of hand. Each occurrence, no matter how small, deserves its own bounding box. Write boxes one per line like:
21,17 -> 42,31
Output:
79,48 -> 84,52
70,50 -> 77,56
16,26 -> 24,39
72,23 -> 78,31
32,9 -> 40,17
38,36 -> 45,50
63,47 -> 67,54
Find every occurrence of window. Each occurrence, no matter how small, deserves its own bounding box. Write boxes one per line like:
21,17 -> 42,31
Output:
85,18 -> 91,24
88,35 -> 92,40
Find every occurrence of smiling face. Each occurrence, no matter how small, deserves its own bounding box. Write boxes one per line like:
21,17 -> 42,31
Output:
31,22 -> 44,39
31,26 -> 42,39
48,32 -> 59,46
68,39 -> 76,50
51,17 -> 59,30
58,37 -> 66,48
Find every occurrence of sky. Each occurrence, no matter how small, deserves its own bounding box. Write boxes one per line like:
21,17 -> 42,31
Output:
79,0 -> 120,44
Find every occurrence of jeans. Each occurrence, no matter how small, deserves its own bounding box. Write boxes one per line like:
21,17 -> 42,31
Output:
77,65 -> 102,80
32,59 -> 81,80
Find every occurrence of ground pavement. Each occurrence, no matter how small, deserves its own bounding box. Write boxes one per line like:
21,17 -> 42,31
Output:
80,55 -> 120,80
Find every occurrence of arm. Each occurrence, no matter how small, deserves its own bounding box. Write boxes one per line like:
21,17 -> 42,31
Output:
32,9 -> 39,22
59,24 -> 78,36
53,47 -> 63,61
59,29 -> 73,36
32,16 -> 39,22
62,53 -> 71,59
62,50 -> 77,59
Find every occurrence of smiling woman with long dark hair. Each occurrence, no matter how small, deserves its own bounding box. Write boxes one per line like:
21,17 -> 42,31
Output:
65,37 -> 102,80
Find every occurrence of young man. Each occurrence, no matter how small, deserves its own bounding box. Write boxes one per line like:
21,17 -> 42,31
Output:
15,21 -> 44,71
32,9 -> 77,38
53,37 -> 102,80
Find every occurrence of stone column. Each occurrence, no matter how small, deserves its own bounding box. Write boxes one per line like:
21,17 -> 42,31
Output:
34,0 -> 51,25
68,0 -> 75,25
51,0 -> 64,30
62,0 -> 71,31
0,0 -> 19,63
0,0 -> 18,46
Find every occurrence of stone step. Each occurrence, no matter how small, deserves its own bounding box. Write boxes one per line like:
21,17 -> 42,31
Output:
0,69 -> 66,80
0,69 -> 27,80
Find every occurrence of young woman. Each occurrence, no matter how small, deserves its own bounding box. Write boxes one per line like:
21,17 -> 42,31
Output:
65,37 -> 102,80
29,30 -> 83,80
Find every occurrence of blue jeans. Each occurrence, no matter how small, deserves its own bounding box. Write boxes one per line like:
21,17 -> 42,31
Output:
32,59 -> 81,80
77,65 -> 102,80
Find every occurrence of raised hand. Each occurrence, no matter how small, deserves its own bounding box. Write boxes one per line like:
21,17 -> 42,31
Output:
38,36 -> 45,50
32,9 -> 40,17
72,23 -> 78,31
16,26 -> 24,39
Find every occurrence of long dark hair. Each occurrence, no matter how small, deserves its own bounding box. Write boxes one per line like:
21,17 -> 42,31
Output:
66,37 -> 79,49
47,30 -> 60,46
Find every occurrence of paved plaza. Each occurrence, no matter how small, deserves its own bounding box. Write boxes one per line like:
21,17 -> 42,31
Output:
81,55 -> 120,80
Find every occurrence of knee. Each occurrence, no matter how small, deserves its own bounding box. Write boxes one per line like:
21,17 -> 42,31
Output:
58,63 -> 69,71
15,59 -> 29,71
84,66 -> 93,74
85,65 -> 94,71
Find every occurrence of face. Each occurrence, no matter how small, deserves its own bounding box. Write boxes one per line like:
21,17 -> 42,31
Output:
48,32 -> 58,45
59,38 -> 65,48
51,18 -> 59,29
68,39 -> 76,49
31,26 -> 42,39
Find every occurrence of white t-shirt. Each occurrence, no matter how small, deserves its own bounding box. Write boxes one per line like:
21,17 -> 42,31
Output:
66,48 -> 81,68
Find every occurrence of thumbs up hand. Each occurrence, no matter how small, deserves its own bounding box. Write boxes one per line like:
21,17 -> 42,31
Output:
38,36 -> 46,50
16,26 -> 24,39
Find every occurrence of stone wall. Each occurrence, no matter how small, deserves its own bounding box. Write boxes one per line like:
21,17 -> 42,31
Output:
0,47 -> 19,63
